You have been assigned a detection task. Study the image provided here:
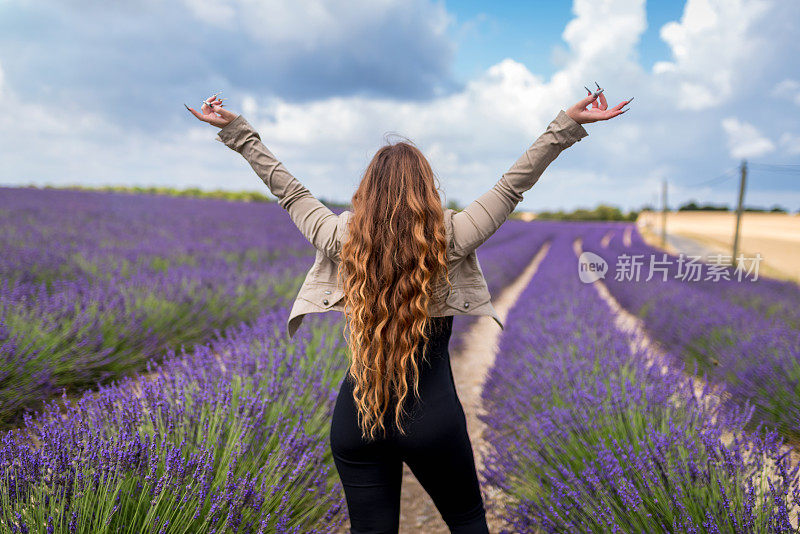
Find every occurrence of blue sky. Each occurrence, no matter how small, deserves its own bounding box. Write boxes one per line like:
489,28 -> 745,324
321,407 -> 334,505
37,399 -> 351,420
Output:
1,0 -> 799,212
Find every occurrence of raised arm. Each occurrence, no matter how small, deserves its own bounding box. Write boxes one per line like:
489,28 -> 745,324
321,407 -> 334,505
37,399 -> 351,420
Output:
450,110 -> 587,260
450,87 -> 631,261
214,115 -> 343,259
186,94 -> 344,259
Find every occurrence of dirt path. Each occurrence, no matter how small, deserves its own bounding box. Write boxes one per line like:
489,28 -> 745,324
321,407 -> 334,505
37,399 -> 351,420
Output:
600,229 -> 614,248
395,242 -> 551,533
622,225 -> 632,247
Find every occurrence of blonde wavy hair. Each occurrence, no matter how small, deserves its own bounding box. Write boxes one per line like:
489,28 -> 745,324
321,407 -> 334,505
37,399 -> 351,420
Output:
336,140 -> 452,442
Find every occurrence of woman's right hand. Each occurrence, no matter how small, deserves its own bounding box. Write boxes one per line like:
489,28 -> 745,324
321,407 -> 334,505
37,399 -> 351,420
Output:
185,94 -> 239,128
566,87 -> 632,124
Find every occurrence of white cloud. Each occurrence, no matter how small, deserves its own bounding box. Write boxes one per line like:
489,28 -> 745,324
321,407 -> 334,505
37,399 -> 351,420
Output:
779,132 -> 800,155
563,0 -> 646,70
771,79 -> 800,106
180,0 -> 238,27
722,117 -> 776,159
653,0 -> 772,110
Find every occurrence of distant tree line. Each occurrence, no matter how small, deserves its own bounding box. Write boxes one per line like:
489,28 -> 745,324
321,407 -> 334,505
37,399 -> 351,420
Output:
533,204 -> 639,222
38,184 -> 274,202
447,200 -> 637,221
676,200 -> 790,213
447,200 -> 641,222
32,184 -> 352,208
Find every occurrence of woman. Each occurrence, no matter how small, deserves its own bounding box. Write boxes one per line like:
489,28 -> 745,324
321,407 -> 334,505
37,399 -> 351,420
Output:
187,87 -> 630,533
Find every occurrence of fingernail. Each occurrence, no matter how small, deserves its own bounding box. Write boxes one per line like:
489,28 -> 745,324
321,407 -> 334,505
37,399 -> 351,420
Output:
628,96 -> 634,103
184,103 -> 191,111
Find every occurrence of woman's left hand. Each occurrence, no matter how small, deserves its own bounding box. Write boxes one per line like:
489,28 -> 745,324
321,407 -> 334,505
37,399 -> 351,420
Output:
185,94 -> 238,128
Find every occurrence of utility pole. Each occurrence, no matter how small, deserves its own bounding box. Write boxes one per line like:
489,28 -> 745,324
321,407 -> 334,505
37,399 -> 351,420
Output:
732,159 -> 747,265
661,179 -> 668,246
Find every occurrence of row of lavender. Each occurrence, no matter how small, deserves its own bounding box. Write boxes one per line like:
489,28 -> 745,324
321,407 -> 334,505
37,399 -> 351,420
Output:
1,307 -> 351,533
0,187 -> 319,425
0,187 -> 553,532
480,222 -> 799,533
583,225 -> 800,441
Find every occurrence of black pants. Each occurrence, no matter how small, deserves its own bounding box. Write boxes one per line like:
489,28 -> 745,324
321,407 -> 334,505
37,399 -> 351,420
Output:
329,316 -> 489,533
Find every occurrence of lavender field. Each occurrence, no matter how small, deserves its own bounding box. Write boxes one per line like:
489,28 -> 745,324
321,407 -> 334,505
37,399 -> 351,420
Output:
2,188 -> 799,532
481,223 -> 800,532
0,187 -> 321,426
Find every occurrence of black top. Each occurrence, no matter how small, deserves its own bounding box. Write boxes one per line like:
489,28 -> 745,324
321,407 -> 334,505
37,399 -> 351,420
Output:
413,315 -> 456,397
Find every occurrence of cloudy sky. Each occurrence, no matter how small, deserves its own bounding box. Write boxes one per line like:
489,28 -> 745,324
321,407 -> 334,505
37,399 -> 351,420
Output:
1,0 -> 799,211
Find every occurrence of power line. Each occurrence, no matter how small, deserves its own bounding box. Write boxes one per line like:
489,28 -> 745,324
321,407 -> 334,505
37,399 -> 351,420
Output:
747,162 -> 800,175
695,168 -> 737,187
694,164 -> 800,188
749,162 -> 800,168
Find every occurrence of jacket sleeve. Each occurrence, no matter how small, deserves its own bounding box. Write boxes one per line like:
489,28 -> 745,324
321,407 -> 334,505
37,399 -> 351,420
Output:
215,114 -> 343,259
450,109 -> 589,260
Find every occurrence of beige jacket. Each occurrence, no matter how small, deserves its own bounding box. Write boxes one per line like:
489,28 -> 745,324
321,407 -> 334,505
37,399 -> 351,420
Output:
216,109 -> 588,339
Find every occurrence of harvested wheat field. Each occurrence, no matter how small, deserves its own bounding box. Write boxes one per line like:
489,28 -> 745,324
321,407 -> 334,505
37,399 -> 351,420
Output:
637,210 -> 800,283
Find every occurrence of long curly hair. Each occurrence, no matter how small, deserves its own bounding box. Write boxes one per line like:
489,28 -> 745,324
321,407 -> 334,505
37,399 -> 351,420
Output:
336,140 -> 452,442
